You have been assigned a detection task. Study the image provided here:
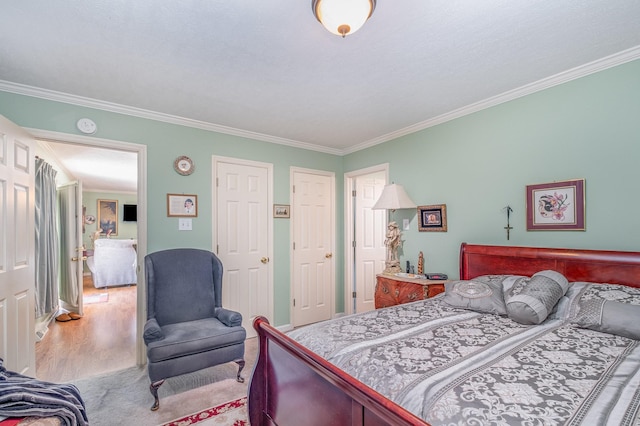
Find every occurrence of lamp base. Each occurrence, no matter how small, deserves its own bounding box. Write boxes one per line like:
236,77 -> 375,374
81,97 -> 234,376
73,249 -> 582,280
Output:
383,260 -> 402,274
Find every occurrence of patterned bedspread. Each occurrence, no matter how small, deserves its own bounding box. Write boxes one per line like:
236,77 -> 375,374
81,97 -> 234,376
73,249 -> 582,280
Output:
287,281 -> 640,425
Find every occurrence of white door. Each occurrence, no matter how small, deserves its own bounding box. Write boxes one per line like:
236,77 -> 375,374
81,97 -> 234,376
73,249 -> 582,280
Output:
0,115 -> 36,375
292,169 -> 335,327
214,157 -> 272,338
57,182 -> 85,316
354,172 -> 386,313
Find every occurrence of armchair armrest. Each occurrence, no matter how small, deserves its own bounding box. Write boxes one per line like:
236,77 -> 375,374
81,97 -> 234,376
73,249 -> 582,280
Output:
215,308 -> 243,327
143,318 -> 165,343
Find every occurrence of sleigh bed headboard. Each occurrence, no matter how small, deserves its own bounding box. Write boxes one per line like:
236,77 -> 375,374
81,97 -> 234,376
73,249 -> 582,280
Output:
460,243 -> 640,288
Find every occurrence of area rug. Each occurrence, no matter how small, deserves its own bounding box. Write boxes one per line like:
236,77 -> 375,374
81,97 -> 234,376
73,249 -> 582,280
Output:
83,292 -> 108,304
161,397 -> 248,426
70,337 -> 258,426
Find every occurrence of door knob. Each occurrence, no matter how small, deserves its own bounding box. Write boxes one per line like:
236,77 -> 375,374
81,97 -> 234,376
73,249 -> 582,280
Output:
261,257 -> 269,264
325,253 -> 333,259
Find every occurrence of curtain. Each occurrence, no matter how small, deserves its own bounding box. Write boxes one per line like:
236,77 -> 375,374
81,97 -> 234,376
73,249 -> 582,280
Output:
58,185 -> 80,308
35,158 -> 59,318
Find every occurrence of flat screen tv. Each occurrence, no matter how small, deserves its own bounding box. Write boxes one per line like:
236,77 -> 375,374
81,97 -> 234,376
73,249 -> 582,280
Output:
123,204 -> 137,222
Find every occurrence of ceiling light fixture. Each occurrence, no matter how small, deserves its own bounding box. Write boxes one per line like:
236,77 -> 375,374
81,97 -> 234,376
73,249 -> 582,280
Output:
312,0 -> 376,38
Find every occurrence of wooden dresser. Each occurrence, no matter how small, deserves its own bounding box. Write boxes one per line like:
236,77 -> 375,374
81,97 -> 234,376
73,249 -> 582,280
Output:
375,273 -> 447,309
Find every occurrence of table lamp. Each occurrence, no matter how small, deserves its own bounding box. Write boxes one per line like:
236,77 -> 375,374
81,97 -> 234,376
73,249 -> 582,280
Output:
372,183 -> 416,273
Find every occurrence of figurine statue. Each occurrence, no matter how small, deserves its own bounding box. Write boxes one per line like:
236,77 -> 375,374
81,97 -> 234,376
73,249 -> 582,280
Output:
383,221 -> 402,273
417,251 -> 424,274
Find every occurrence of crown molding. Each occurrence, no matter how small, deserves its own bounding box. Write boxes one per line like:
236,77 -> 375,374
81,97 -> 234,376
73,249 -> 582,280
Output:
344,45 -> 640,155
0,81 -> 343,156
3,45 -> 639,157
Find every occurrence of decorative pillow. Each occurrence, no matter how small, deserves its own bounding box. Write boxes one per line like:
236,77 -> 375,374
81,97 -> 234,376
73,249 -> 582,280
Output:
504,270 -> 569,325
442,277 -> 507,315
573,299 -> 640,340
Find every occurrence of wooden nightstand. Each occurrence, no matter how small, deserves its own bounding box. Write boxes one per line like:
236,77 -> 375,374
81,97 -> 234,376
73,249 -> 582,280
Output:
375,273 -> 447,309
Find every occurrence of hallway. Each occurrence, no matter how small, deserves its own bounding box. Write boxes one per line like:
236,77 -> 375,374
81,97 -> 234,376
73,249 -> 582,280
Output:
35,276 -> 137,383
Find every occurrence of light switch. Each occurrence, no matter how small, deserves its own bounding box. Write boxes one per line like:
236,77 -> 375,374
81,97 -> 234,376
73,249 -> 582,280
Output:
178,218 -> 192,231
403,219 -> 410,231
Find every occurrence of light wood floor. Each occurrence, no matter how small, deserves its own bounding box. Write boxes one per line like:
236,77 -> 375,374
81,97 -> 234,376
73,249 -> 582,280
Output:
35,275 -> 137,383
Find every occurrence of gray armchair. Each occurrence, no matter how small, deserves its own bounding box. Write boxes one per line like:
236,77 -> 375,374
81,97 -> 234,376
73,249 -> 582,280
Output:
143,249 -> 246,411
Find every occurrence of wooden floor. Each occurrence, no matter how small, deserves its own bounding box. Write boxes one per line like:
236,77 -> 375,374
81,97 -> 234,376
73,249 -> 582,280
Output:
35,275 -> 137,383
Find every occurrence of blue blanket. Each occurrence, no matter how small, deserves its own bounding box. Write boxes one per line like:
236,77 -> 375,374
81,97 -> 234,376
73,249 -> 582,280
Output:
0,359 -> 88,426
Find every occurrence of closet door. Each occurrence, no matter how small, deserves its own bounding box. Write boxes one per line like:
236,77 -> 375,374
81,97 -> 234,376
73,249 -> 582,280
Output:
0,115 -> 36,375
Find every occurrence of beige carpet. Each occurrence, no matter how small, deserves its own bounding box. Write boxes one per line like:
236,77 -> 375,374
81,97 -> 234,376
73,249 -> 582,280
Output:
70,337 -> 257,426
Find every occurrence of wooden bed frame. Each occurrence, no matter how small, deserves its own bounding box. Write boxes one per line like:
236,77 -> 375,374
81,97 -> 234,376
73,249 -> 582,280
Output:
248,243 -> 640,425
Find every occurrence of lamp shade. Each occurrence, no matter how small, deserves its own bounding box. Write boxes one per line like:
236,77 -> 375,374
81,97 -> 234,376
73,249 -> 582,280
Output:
312,0 -> 376,37
372,184 -> 416,210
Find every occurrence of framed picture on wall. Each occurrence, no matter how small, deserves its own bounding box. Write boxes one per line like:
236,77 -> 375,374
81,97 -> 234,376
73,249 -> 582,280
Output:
97,199 -> 118,236
418,204 -> 447,232
526,179 -> 585,231
273,204 -> 290,218
167,194 -> 198,217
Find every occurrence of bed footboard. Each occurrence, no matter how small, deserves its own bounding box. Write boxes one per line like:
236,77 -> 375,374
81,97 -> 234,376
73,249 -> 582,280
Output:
248,316 -> 427,426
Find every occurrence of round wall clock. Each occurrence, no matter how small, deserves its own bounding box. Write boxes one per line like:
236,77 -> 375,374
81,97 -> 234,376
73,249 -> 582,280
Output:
174,156 -> 195,175
76,118 -> 97,134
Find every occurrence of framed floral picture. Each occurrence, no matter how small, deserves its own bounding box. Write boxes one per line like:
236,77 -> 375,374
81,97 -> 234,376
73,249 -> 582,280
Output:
526,179 -> 585,231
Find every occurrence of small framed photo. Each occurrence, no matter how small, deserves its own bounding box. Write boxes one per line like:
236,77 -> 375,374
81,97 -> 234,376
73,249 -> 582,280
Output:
273,204 -> 290,218
418,204 -> 447,232
97,199 -> 118,236
526,179 -> 585,231
167,194 -> 198,217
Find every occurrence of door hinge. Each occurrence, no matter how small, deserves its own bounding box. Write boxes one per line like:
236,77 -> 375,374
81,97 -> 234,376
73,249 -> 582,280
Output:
352,240 -> 356,248
352,291 -> 357,298
216,177 -> 218,187
293,299 -> 296,307
293,242 -> 295,250
292,185 -> 295,194
352,189 -> 356,197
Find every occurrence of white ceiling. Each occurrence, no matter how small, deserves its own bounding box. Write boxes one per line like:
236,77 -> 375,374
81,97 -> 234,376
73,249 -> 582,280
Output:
2,1 -> 640,190
39,141 -> 138,193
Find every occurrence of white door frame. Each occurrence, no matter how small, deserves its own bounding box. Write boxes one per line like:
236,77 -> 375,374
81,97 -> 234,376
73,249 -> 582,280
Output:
344,163 -> 388,316
27,128 -> 148,366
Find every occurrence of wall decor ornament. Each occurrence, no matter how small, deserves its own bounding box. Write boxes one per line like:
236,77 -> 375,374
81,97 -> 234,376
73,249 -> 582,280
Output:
526,179 -> 585,231
418,204 -> 447,232
273,204 -> 290,218
97,199 -> 118,236
167,194 -> 198,217
174,156 -> 194,176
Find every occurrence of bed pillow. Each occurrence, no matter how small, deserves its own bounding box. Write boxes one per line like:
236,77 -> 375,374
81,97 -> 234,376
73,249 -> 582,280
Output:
573,299 -> 640,340
504,270 -> 569,325
442,277 -> 507,315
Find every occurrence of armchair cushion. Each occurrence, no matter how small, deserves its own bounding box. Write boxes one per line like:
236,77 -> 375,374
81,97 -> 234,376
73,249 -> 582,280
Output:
146,317 -> 246,363
215,307 -> 243,327
143,318 -> 164,343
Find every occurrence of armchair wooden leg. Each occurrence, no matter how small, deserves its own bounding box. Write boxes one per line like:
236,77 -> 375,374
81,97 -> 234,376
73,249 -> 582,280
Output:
236,359 -> 246,383
150,379 -> 165,411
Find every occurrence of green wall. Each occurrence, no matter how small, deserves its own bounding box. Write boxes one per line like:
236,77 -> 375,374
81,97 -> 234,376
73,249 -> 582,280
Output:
344,59 -> 640,278
2,58 -> 639,324
0,93 -> 343,325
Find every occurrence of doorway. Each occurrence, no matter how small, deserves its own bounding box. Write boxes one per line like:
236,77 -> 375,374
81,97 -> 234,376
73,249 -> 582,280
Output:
344,164 -> 388,316
31,131 -> 147,382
